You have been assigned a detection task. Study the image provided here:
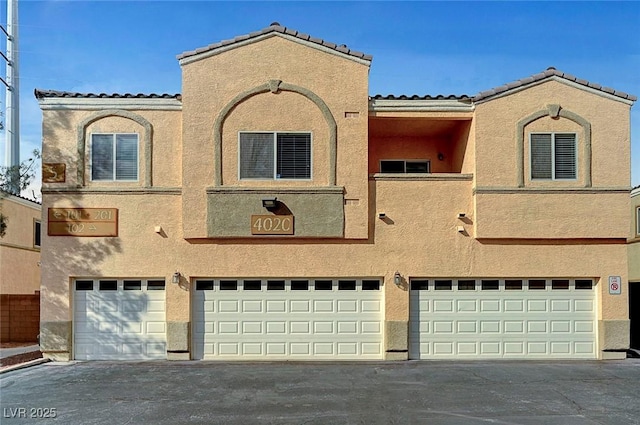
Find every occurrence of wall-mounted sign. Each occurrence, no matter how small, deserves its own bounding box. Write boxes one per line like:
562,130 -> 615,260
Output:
608,276 -> 622,295
251,215 -> 294,235
42,163 -> 66,183
48,208 -> 118,237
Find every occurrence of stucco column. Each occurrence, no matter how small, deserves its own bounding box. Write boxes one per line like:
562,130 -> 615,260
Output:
384,272 -> 409,360
166,274 -> 191,360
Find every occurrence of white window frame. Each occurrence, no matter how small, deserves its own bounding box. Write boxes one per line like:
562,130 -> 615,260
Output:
89,133 -> 139,182
238,131 -> 313,181
636,206 -> 640,237
379,159 -> 431,174
529,132 -> 578,181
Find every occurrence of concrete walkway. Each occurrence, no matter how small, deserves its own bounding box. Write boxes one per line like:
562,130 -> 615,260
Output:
0,344 -> 40,359
2,360 -> 640,424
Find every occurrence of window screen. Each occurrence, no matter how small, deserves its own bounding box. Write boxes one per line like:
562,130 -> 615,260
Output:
531,133 -> 576,180
239,132 -> 310,180
91,134 -> 138,181
239,133 -> 274,179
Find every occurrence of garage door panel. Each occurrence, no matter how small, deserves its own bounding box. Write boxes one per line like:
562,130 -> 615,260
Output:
433,300 -> 453,312
194,278 -> 383,360
410,278 -> 595,360
575,300 -> 594,312
527,321 -> 547,333
551,299 -> 571,312
73,279 -> 167,360
337,300 -> 357,312
527,299 -> 548,312
266,300 -> 286,312
313,300 -> 334,312
290,322 -> 310,334
243,322 -> 263,333
527,342 -> 548,354
290,300 -> 310,312
361,321 -> 381,334
314,321 -> 334,333
480,300 -> 500,312
456,300 -> 477,312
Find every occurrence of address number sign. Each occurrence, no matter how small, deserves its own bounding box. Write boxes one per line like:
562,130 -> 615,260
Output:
48,208 -> 118,237
251,215 -> 294,235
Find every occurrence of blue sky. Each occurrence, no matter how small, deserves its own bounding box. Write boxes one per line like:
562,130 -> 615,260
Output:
2,0 -> 639,193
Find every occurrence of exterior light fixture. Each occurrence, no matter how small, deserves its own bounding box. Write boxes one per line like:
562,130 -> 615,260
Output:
394,271 -> 402,285
262,197 -> 278,209
437,152 -> 444,161
172,271 -> 181,284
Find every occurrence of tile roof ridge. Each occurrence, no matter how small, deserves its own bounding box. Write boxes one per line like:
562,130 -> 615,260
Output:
473,67 -> 637,102
177,22 -> 373,62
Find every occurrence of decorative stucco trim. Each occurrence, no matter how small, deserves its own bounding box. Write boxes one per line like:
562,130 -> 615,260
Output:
0,241 -> 41,252
371,173 -> 474,181
206,186 -> 344,195
77,110 -> 153,188
41,187 -> 182,195
38,98 -> 182,111
516,105 -> 591,188
474,187 -> 629,195
213,81 -> 338,186
369,99 -> 475,112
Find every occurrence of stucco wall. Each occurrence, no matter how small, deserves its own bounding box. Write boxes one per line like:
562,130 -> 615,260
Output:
474,80 -> 631,189
630,190 -> 640,282
0,196 -> 41,295
180,35 -> 370,239
41,109 -> 182,190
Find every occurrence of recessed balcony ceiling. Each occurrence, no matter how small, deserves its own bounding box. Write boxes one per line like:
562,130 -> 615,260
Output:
369,117 -> 470,138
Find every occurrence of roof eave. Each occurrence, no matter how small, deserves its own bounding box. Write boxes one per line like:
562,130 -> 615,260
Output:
178,31 -> 372,67
369,98 -> 475,113
474,74 -> 636,106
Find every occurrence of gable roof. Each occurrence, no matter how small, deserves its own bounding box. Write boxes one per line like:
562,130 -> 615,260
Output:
473,67 -> 636,103
177,22 -> 373,65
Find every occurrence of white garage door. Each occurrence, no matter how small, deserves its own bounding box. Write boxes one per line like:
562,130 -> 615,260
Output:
73,279 -> 167,360
410,278 -> 596,359
193,278 -> 383,360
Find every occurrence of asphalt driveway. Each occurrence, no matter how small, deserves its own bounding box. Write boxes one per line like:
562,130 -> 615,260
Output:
1,360 -> 639,424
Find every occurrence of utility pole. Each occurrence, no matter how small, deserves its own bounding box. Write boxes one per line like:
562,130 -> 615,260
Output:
2,0 -> 20,194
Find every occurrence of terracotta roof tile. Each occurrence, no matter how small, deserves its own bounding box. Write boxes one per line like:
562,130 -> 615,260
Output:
34,89 -> 181,100
177,22 -> 373,62
0,190 -> 41,205
370,94 -> 471,101
473,67 -> 636,102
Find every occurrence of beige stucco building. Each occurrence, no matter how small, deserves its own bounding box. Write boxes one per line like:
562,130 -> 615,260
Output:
35,23 -> 636,361
629,186 -> 640,351
0,193 -> 41,342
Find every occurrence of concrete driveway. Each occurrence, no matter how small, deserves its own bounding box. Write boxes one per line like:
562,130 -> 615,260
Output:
1,360 -> 639,424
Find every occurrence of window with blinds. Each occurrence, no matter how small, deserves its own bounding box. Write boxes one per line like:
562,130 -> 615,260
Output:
239,132 -> 311,180
91,134 -> 138,181
530,133 -> 576,180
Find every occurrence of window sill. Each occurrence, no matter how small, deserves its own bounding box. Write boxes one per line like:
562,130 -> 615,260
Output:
206,186 -> 344,195
370,173 -> 473,181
